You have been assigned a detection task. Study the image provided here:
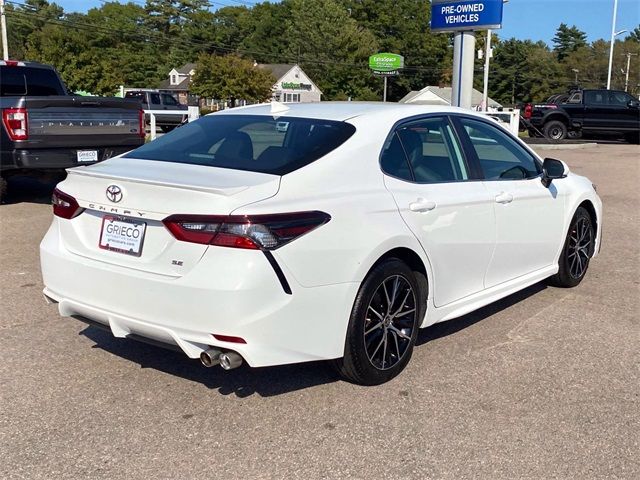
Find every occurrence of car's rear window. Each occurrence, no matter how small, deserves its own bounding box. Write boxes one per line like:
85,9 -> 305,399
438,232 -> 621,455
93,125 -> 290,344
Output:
0,66 -> 66,96
124,114 -> 356,175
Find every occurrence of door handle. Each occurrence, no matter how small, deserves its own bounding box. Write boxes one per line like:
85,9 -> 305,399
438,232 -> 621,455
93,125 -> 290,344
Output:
495,192 -> 514,204
409,199 -> 437,213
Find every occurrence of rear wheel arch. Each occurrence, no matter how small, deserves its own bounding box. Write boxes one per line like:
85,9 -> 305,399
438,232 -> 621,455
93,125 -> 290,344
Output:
367,247 -> 430,319
543,112 -> 570,126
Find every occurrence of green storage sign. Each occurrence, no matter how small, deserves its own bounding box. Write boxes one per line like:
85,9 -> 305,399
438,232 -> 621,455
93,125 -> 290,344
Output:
369,53 -> 405,73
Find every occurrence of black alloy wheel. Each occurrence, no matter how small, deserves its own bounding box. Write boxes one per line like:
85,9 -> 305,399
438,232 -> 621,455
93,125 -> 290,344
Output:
335,258 -> 424,385
548,206 -> 595,288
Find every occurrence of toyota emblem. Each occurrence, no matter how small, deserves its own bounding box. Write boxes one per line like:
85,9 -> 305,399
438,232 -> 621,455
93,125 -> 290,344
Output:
106,185 -> 123,203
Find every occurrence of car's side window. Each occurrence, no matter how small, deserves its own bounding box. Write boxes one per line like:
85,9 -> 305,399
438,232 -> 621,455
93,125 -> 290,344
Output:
380,132 -> 413,181
609,91 -> 633,106
584,90 -> 607,105
161,94 -> 179,106
396,117 -> 469,183
149,93 -> 161,105
568,92 -> 582,104
459,117 -> 541,181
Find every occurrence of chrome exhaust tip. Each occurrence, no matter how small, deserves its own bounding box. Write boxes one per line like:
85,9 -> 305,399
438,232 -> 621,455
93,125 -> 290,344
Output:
200,348 -> 222,368
219,351 -> 243,370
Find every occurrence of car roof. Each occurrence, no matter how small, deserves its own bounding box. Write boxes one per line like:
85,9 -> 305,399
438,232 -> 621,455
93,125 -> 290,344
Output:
213,101 -> 476,122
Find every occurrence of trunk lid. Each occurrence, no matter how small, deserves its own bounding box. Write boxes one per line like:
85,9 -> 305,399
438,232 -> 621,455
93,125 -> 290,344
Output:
57,157 -> 281,276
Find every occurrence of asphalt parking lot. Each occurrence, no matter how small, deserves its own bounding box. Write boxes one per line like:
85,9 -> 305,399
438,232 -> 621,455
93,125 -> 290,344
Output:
1,144 -> 638,479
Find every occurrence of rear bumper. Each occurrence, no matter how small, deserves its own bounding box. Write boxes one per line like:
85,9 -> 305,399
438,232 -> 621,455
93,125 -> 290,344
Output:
40,219 -> 358,367
1,146 -> 138,171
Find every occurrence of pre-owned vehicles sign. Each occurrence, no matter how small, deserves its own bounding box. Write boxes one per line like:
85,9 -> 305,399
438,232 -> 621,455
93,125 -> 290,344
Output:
430,0 -> 504,33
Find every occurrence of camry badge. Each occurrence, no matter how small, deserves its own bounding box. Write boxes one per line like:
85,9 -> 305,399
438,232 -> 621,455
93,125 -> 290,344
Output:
106,185 -> 123,203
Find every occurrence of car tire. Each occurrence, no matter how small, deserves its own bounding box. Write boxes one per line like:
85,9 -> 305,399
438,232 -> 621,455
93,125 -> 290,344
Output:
544,120 -> 568,141
335,258 -> 423,385
548,207 -> 595,288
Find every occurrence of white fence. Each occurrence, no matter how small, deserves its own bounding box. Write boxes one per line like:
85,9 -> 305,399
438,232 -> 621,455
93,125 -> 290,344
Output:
478,108 -> 521,136
145,106 -> 200,140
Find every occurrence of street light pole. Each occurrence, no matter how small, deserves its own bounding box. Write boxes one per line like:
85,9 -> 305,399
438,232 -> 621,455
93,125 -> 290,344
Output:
624,53 -> 638,92
607,0 -> 619,90
482,29 -> 492,111
0,0 -> 9,61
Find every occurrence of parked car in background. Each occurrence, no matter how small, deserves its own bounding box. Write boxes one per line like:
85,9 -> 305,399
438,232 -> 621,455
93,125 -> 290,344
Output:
41,102 -> 602,385
0,60 -> 145,202
523,89 -> 640,143
124,89 -> 188,133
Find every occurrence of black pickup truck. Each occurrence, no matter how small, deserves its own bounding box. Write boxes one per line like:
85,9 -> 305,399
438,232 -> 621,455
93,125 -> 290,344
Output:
523,89 -> 640,143
1,60 -> 145,201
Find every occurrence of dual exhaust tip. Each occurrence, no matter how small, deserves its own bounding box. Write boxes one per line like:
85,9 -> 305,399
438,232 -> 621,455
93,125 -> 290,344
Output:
200,348 -> 243,370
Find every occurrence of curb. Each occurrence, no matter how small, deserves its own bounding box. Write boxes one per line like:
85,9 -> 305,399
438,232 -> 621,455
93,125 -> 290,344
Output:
531,143 -> 599,151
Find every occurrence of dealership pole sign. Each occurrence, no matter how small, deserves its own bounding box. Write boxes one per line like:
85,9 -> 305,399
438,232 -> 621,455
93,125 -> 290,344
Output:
430,0 -> 504,109
431,0 -> 504,32
369,53 -> 404,76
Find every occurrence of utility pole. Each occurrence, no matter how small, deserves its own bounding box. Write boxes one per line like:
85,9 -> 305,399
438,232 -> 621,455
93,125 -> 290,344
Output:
0,0 -> 9,61
624,53 -> 638,92
482,29 -> 492,111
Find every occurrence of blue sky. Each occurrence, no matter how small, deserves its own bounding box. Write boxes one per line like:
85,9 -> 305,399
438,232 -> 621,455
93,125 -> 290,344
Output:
54,0 -> 640,45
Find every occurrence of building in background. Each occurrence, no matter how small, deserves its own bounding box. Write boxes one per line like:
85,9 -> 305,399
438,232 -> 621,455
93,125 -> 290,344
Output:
257,63 -> 322,103
157,63 -> 197,105
400,86 -> 502,110
155,62 -> 322,108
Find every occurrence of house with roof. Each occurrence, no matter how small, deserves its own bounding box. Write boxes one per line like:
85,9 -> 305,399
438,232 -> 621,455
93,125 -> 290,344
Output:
400,86 -> 502,110
158,63 -> 197,105
157,62 -> 322,108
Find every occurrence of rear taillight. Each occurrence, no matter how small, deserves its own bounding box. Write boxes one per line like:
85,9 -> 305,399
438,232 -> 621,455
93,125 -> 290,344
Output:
52,188 -> 83,219
2,108 -> 28,140
138,109 -> 145,138
523,103 -> 532,119
163,211 -> 331,250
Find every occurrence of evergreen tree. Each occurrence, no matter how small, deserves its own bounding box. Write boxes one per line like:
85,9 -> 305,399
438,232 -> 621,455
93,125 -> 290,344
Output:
553,23 -> 588,61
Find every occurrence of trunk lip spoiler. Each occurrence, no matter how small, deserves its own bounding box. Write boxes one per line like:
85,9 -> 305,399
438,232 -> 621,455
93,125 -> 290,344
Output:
66,168 -> 256,196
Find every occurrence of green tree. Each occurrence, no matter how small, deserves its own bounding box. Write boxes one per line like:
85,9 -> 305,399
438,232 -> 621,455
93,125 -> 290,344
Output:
553,23 -> 588,61
340,0 -> 450,100
629,26 -> 640,43
489,38 -> 563,104
283,0 -> 378,100
190,54 -> 275,106
1,0 -> 63,60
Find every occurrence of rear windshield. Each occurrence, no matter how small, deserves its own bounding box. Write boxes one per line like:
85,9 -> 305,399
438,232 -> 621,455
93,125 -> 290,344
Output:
124,114 -> 356,175
0,66 -> 66,96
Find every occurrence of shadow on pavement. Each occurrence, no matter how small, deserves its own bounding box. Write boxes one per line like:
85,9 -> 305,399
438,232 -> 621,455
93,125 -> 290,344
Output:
416,281 -> 547,346
81,326 -> 340,397
2,173 -> 65,205
79,282 -> 549,397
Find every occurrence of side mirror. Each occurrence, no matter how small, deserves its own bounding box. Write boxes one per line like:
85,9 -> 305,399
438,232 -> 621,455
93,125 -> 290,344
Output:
628,100 -> 640,109
541,158 -> 568,188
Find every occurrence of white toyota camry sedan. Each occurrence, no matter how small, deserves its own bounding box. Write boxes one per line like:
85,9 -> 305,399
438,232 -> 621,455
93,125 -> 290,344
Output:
40,102 -> 602,385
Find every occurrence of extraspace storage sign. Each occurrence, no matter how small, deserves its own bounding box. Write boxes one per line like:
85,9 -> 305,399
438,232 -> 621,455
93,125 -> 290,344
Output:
431,0 -> 504,33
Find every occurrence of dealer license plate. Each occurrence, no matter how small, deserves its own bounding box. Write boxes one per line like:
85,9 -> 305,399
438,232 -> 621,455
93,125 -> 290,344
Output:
77,150 -> 98,163
99,216 -> 146,256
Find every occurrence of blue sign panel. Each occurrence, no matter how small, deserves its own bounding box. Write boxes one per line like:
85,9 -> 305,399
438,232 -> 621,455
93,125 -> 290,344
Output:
431,0 -> 504,32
